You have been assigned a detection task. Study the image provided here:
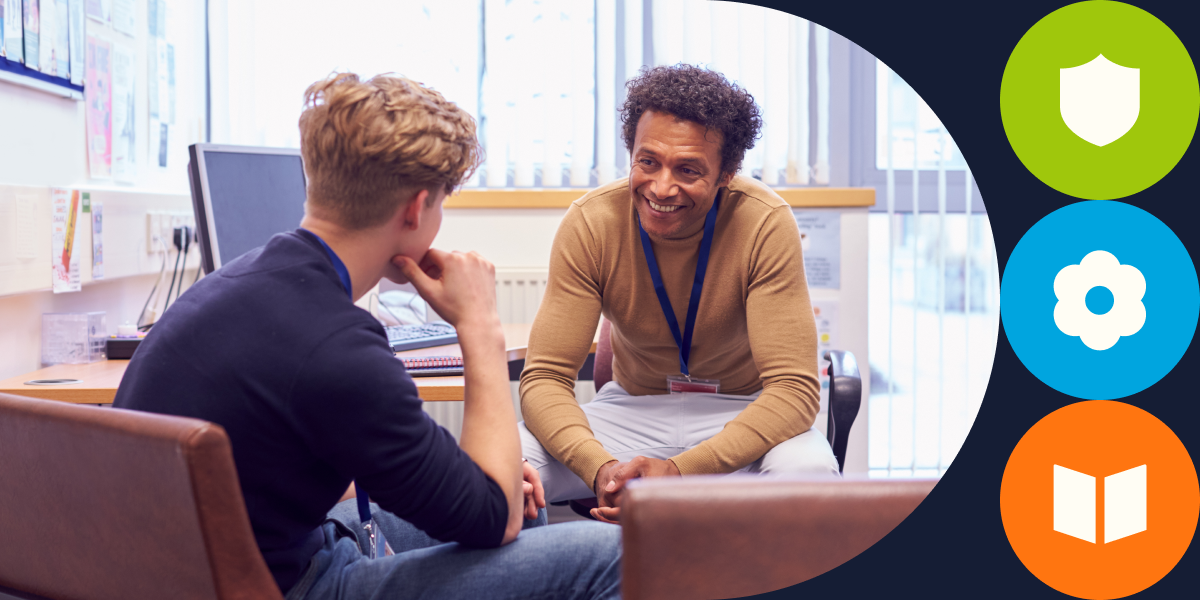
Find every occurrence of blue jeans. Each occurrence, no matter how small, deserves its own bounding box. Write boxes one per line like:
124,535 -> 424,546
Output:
286,499 -> 622,600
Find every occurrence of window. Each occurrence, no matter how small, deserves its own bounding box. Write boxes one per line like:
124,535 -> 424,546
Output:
875,59 -> 967,172
858,55 -> 999,477
209,0 -> 484,150
208,0 -> 836,189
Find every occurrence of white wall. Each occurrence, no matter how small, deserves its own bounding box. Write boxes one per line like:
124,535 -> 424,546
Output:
0,0 -> 205,380
434,208 -> 567,267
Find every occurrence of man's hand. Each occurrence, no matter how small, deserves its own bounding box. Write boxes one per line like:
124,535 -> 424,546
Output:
590,457 -> 681,523
394,249 -> 499,330
592,460 -> 621,523
522,461 -> 546,520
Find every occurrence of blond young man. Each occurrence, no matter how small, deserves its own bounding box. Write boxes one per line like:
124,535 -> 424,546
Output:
115,73 -> 620,599
520,65 -> 840,523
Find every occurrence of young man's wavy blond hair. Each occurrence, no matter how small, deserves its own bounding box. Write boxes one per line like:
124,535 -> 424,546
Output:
299,73 -> 483,230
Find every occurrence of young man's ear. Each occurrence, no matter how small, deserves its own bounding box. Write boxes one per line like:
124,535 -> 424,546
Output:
401,189 -> 430,230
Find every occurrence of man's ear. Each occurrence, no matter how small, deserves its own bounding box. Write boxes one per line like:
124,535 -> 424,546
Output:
401,189 -> 430,231
716,170 -> 735,188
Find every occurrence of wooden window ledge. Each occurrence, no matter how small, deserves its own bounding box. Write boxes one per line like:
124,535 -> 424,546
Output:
444,187 -> 875,209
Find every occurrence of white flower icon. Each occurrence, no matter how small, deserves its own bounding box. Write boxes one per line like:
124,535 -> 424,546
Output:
1053,251 -> 1146,351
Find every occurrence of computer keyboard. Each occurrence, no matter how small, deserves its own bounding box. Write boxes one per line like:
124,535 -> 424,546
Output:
385,322 -> 459,352
404,366 -> 465,377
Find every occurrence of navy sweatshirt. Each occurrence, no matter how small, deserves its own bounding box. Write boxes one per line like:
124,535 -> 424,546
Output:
114,230 -> 507,593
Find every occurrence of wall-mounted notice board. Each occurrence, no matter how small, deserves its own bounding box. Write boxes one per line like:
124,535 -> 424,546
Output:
0,0 -> 86,100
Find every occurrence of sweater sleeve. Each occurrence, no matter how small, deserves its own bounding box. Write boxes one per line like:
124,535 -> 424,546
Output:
670,206 -> 822,475
291,324 -> 508,548
519,204 -> 615,491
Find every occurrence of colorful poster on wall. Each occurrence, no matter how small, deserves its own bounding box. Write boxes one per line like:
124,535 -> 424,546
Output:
83,0 -> 106,23
111,42 -> 135,182
146,0 -> 157,116
3,0 -> 24,63
66,0 -> 81,84
85,34 -> 111,179
148,37 -> 168,167
166,42 -> 175,123
90,196 -> 103,280
147,0 -> 171,168
51,188 -> 83,293
53,0 -> 67,76
794,210 -> 841,289
22,0 -> 37,69
812,299 -> 839,409
36,0 -> 52,74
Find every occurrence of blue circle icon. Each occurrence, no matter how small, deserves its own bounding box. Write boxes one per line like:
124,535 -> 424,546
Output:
1084,286 -> 1114,315
1001,201 -> 1198,399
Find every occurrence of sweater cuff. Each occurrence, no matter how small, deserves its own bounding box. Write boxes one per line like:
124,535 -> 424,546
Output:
566,439 -> 618,494
670,443 -> 721,476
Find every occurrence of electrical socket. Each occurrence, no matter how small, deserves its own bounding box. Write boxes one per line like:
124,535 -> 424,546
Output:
162,213 -> 177,249
146,211 -> 164,252
146,210 -> 195,254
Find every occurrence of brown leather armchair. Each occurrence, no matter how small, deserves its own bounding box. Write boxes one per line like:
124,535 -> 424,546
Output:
620,476 -> 938,600
0,392 -> 282,600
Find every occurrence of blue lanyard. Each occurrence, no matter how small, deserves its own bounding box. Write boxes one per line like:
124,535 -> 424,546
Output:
304,229 -> 353,299
635,194 -> 720,377
302,230 -> 374,526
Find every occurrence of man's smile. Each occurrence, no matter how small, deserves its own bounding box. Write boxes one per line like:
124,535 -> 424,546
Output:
648,199 -> 682,213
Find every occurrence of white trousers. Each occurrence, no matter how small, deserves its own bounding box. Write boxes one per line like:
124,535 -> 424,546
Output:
519,382 -> 841,503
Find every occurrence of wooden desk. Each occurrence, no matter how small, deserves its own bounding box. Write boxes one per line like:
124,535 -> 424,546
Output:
0,324 -> 592,405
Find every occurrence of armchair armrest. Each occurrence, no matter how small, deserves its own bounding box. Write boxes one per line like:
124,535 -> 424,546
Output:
621,476 -> 936,600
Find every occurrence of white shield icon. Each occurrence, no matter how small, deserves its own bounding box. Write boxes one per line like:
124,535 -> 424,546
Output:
1060,54 -> 1140,147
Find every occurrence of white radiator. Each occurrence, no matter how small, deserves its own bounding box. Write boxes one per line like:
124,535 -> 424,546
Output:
495,268 -> 550,324
423,267 -> 598,439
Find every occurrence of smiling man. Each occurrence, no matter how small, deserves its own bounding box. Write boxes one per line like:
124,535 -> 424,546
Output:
519,65 -> 840,522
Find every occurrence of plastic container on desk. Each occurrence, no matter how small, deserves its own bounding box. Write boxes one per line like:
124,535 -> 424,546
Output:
41,312 -> 107,366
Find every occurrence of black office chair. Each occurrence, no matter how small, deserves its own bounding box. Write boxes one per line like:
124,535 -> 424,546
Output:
558,319 -> 863,519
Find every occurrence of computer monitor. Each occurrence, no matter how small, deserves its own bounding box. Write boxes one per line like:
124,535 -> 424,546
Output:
187,144 -> 308,273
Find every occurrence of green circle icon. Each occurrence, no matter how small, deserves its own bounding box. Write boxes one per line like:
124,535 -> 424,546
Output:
1001,1 -> 1199,200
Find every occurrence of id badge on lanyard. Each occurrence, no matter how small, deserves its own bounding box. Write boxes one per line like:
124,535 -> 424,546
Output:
667,375 -> 721,394
637,194 -> 722,395
358,493 -> 394,558
305,229 -> 394,559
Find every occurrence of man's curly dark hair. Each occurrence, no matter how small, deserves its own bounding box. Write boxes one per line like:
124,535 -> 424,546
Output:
620,64 -> 762,178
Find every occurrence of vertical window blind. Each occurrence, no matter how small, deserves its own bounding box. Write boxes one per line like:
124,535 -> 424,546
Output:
867,59 -> 999,477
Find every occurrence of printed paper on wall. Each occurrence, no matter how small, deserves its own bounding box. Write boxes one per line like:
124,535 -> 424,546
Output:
795,210 -> 841,289
51,188 -> 83,293
111,42 -> 136,182
85,34 -> 112,178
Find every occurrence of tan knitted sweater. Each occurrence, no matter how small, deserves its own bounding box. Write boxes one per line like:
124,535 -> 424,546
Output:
519,176 -> 820,489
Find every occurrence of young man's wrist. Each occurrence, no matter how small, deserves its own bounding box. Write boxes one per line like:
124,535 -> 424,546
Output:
455,315 -> 505,348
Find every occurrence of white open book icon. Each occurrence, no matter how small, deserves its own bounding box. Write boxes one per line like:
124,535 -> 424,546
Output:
1054,464 -> 1147,544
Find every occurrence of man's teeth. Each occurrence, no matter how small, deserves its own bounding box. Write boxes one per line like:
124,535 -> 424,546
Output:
649,201 -> 680,213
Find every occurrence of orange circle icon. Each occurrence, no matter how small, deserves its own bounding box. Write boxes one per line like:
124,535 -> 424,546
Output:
1001,401 -> 1198,599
